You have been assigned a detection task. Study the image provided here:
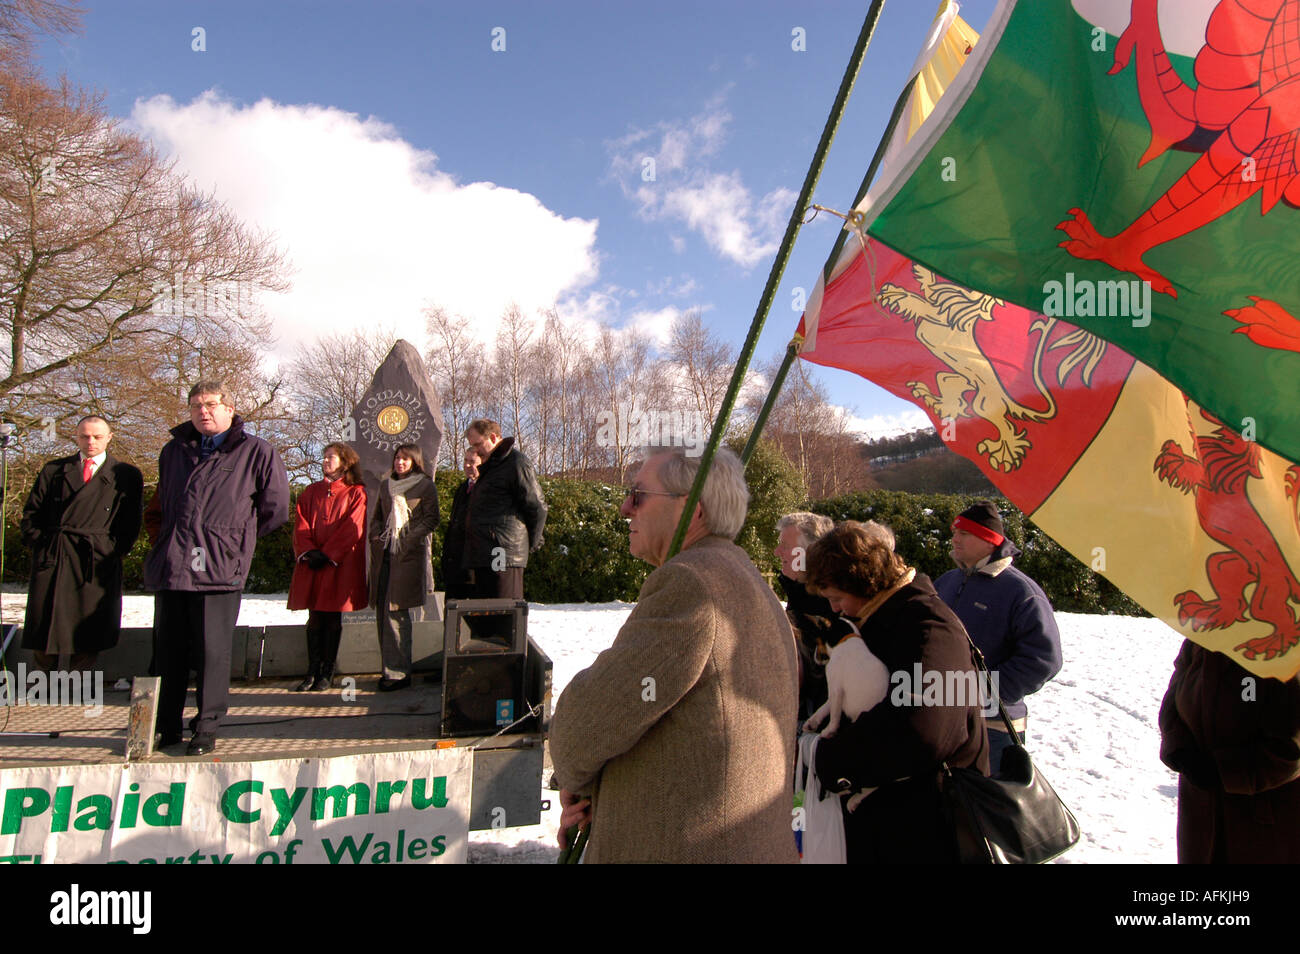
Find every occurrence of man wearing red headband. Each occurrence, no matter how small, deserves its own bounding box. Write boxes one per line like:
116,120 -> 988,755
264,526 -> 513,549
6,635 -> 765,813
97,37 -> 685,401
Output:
935,501 -> 1062,773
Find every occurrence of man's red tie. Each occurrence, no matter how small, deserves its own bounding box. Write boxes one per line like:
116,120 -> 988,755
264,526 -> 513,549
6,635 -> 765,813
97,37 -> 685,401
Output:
82,459 -> 94,483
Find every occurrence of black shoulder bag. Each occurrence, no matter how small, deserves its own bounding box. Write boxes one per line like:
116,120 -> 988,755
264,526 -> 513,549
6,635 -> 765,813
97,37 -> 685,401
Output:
941,636 -> 1082,864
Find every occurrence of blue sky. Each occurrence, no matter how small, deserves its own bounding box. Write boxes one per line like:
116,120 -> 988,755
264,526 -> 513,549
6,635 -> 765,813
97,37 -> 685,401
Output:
37,0 -> 1001,434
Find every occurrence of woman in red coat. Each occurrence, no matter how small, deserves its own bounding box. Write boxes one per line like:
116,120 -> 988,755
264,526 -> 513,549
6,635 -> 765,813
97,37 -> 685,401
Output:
287,443 -> 368,691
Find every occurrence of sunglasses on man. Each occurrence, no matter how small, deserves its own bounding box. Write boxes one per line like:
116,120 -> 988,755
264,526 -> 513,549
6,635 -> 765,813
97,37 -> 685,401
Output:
624,487 -> 685,509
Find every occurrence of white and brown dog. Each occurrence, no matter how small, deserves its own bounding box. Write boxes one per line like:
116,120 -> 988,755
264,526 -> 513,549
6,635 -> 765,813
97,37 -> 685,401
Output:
803,617 -> 890,812
804,617 -> 890,740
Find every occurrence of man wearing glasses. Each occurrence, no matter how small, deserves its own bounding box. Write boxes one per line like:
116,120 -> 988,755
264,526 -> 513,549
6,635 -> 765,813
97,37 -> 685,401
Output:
144,381 -> 289,756
549,445 -> 799,863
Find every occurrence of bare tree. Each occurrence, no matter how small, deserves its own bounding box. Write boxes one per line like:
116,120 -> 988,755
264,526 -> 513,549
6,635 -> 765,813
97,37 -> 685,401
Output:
0,56 -> 289,530
527,322 -> 557,473
0,0 -> 80,70
540,309 -> 583,473
746,355 -> 876,498
665,310 -> 733,427
593,323 -> 666,482
281,325 -> 398,482
0,62 -> 288,429
424,304 -> 486,468
493,303 -> 532,449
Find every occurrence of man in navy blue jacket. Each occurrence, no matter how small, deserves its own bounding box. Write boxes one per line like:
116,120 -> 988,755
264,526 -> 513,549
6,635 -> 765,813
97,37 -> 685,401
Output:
144,382 -> 289,756
935,501 -> 1062,772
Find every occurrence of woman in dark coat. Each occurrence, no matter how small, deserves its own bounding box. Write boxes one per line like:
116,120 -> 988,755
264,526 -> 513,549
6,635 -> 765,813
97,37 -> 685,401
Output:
805,520 -> 990,863
368,444 -> 439,691
1159,639 -> 1300,863
287,443 -> 368,691
440,446 -> 480,601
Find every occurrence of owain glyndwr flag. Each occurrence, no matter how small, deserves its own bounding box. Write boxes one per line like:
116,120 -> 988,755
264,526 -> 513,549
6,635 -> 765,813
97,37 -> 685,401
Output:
798,240 -> 1300,680
855,0 -> 1300,466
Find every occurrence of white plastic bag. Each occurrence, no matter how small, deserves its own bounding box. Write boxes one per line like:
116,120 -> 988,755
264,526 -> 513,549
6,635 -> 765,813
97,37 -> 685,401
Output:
796,731 -> 846,864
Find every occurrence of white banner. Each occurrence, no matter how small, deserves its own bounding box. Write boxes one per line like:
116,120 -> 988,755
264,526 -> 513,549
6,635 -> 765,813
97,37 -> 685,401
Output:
0,747 -> 473,864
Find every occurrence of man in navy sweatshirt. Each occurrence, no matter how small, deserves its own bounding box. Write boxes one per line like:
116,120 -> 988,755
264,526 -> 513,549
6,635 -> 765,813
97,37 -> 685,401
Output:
935,501 -> 1062,772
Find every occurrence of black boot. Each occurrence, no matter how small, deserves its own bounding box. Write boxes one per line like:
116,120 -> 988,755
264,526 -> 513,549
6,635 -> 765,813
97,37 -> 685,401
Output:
296,613 -> 323,691
312,612 -> 342,691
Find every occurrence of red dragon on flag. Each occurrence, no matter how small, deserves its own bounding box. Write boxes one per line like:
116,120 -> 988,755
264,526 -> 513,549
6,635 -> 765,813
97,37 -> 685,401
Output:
1155,403 -> 1300,660
1057,0 -> 1300,352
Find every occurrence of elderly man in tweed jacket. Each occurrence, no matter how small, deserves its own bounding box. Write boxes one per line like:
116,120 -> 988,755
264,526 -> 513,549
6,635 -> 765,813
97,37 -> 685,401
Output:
549,446 -> 799,863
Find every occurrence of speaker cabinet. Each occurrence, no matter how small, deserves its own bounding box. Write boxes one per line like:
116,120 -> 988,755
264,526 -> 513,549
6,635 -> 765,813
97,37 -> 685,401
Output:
440,599 -> 532,738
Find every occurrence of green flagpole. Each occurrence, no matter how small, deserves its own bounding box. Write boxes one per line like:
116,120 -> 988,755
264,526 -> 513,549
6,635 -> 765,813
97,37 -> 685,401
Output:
740,71 -> 919,467
559,0 -> 890,864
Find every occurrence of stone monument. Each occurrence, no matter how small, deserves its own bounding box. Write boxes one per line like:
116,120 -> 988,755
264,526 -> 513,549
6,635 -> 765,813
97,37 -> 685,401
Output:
347,339 -> 446,637
350,339 -> 445,492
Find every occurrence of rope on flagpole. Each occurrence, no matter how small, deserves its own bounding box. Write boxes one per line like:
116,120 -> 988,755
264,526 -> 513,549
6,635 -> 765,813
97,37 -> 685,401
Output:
738,70 -> 921,470
663,0 -> 889,562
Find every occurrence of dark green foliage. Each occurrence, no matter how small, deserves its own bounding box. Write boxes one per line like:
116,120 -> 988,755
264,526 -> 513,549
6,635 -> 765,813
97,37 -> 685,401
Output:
428,470 -> 647,603
730,434 -> 807,577
244,489 -> 299,593
521,477 -> 647,603
0,466 -> 1147,614
810,490 -> 1147,616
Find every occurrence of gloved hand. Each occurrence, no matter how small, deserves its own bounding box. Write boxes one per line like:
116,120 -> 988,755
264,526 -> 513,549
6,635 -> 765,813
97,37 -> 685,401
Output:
303,549 -> 331,570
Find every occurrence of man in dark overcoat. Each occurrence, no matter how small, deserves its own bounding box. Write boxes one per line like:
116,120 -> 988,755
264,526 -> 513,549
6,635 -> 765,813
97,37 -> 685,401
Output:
20,415 -> 143,672
463,419 -> 546,600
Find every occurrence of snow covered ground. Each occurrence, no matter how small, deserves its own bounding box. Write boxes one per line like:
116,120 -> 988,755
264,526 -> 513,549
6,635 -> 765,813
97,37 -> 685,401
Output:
1,590 -> 1185,863
476,602 -> 1186,865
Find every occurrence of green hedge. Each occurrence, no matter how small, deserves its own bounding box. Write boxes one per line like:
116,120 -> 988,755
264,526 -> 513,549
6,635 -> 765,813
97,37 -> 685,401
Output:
2,475 -> 1146,615
809,490 -> 1146,616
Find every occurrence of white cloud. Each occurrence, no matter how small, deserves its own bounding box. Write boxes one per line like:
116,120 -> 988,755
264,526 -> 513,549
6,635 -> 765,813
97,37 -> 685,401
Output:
129,92 -> 600,356
626,306 -> 688,347
659,172 -> 796,269
645,274 -> 698,298
608,96 -> 793,269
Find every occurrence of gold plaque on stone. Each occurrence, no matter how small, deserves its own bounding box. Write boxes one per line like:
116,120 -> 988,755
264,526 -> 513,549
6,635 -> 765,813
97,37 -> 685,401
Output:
377,405 -> 409,435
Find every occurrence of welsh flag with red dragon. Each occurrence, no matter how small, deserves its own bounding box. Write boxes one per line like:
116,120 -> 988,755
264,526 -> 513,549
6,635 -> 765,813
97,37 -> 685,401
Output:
798,0 -> 1300,679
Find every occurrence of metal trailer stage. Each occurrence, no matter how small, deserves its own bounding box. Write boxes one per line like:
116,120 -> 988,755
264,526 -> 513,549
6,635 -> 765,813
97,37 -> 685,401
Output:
0,602 -> 553,834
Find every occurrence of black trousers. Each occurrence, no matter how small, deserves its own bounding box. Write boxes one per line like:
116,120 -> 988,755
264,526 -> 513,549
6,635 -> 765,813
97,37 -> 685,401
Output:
305,610 -> 343,678
467,566 -> 524,600
154,590 -> 242,737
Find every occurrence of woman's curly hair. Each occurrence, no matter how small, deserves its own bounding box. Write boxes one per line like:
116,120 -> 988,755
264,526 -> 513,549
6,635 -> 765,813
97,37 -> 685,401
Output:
805,520 -> 908,599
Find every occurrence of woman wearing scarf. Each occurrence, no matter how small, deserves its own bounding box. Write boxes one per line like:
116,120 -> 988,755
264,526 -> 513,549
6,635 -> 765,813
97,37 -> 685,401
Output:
368,444 -> 440,691
287,443 -> 368,691
804,520 -> 989,863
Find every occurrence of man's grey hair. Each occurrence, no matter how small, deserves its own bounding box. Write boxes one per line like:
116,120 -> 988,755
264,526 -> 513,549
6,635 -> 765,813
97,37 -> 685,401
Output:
851,519 -> 897,552
187,380 -> 232,406
775,511 -> 833,549
642,445 -> 749,540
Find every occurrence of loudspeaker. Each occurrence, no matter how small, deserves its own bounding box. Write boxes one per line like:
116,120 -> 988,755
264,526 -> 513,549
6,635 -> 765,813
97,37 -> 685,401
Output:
440,599 -> 531,738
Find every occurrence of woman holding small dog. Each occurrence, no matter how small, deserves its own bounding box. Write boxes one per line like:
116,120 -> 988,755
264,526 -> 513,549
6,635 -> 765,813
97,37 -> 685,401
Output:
805,520 -> 990,863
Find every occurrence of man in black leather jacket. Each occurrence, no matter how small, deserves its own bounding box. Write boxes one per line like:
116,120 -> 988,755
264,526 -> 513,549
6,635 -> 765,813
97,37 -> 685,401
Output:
463,419 -> 546,600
